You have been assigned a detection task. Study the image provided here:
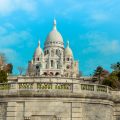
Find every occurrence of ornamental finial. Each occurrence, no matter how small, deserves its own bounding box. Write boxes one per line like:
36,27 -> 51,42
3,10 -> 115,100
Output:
38,40 -> 40,47
53,18 -> 57,30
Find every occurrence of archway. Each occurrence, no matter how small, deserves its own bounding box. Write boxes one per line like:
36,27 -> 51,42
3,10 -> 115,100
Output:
43,72 -> 47,76
50,72 -> 54,76
55,72 -> 60,76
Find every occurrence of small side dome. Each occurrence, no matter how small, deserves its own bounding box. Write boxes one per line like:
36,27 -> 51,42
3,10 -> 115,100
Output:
34,40 -> 43,57
65,41 -> 73,57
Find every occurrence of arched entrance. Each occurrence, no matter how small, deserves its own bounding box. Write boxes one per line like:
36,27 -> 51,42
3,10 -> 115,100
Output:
55,72 -> 60,76
43,72 -> 47,76
50,72 -> 54,76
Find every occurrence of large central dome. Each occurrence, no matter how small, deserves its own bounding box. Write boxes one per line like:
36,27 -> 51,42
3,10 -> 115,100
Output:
44,19 -> 64,48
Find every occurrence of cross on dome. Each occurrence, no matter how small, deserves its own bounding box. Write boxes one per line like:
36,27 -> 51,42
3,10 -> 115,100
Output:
53,18 -> 57,30
38,40 -> 40,47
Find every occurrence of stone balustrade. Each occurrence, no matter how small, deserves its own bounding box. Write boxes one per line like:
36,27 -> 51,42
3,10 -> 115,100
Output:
0,82 -> 111,94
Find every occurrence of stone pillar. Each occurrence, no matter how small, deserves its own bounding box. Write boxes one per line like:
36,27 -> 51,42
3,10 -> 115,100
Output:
73,84 -> 81,93
33,82 -> 37,90
72,102 -> 82,120
94,84 -> 97,92
6,102 -> 17,120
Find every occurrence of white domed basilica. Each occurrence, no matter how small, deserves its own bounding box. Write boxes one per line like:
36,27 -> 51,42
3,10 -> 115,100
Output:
27,19 -> 79,77
0,19 -> 118,120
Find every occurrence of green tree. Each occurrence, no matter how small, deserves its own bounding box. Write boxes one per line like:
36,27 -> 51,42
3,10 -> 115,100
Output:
0,53 -> 6,64
0,70 -> 7,83
93,66 -> 108,84
111,62 -> 120,72
5,63 -> 13,74
102,79 -> 114,88
111,62 -> 120,81
102,73 -> 118,88
102,62 -> 120,89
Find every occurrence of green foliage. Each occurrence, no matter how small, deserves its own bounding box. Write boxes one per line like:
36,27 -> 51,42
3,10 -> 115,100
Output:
92,64 -> 120,89
5,63 -> 13,74
93,66 -> 103,84
93,66 -> 109,84
111,62 -> 120,72
0,70 -> 8,83
102,79 -> 115,88
0,53 -> 6,64
94,66 -> 104,76
101,62 -> 120,89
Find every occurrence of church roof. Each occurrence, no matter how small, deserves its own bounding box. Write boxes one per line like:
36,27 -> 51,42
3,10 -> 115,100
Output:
65,41 -> 73,57
45,19 -> 64,47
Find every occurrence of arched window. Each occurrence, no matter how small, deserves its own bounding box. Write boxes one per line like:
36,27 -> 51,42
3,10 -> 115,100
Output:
66,65 -> 70,69
44,51 -> 46,55
56,49 -> 59,55
57,61 -> 59,69
67,58 -> 69,61
36,65 -> 39,69
46,64 -> 47,68
51,60 -> 54,67
50,72 -> 53,76
57,64 -> 59,69
55,72 -> 60,76
37,58 -> 39,61
51,49 -> 54,56
43,72 -> 47,76
47,50 -> 49,54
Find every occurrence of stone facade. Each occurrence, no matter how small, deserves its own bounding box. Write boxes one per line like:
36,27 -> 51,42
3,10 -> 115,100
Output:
27,19 -> 79,78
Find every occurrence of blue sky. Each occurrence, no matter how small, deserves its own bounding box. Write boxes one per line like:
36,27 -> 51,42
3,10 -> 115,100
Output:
0,0 -> 120,75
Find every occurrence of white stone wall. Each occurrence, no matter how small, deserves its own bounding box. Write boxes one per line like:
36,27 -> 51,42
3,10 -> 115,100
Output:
2,97 -> 115,120
81,103 -> 113,120
0,103 -> 7,120
1,77 -> 120,120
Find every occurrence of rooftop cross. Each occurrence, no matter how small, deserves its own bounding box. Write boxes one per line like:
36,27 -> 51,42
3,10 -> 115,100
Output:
53,18 -> 57,30
38,40 -> 40,47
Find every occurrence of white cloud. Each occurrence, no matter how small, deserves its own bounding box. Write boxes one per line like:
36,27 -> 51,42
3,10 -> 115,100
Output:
0,24 -> 34,48
91,39 -> 120,54
4,23 -> 15,29
81,32 -> 120,55
0,0 -> 37,16
90,12 -> 109,22
0,48 -> 17,62
0,24 -> 34,74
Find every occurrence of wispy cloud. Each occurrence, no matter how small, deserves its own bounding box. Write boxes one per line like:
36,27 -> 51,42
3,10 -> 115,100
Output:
0,0 -> 37,16
0,48 -> 17,62
0,23 -> 34,48
0,24 -> 35,73
80,32 -> 120,55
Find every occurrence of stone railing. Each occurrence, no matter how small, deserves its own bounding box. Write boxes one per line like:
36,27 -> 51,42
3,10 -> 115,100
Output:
80,84 -> 110,93
0,82 -> 111,94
